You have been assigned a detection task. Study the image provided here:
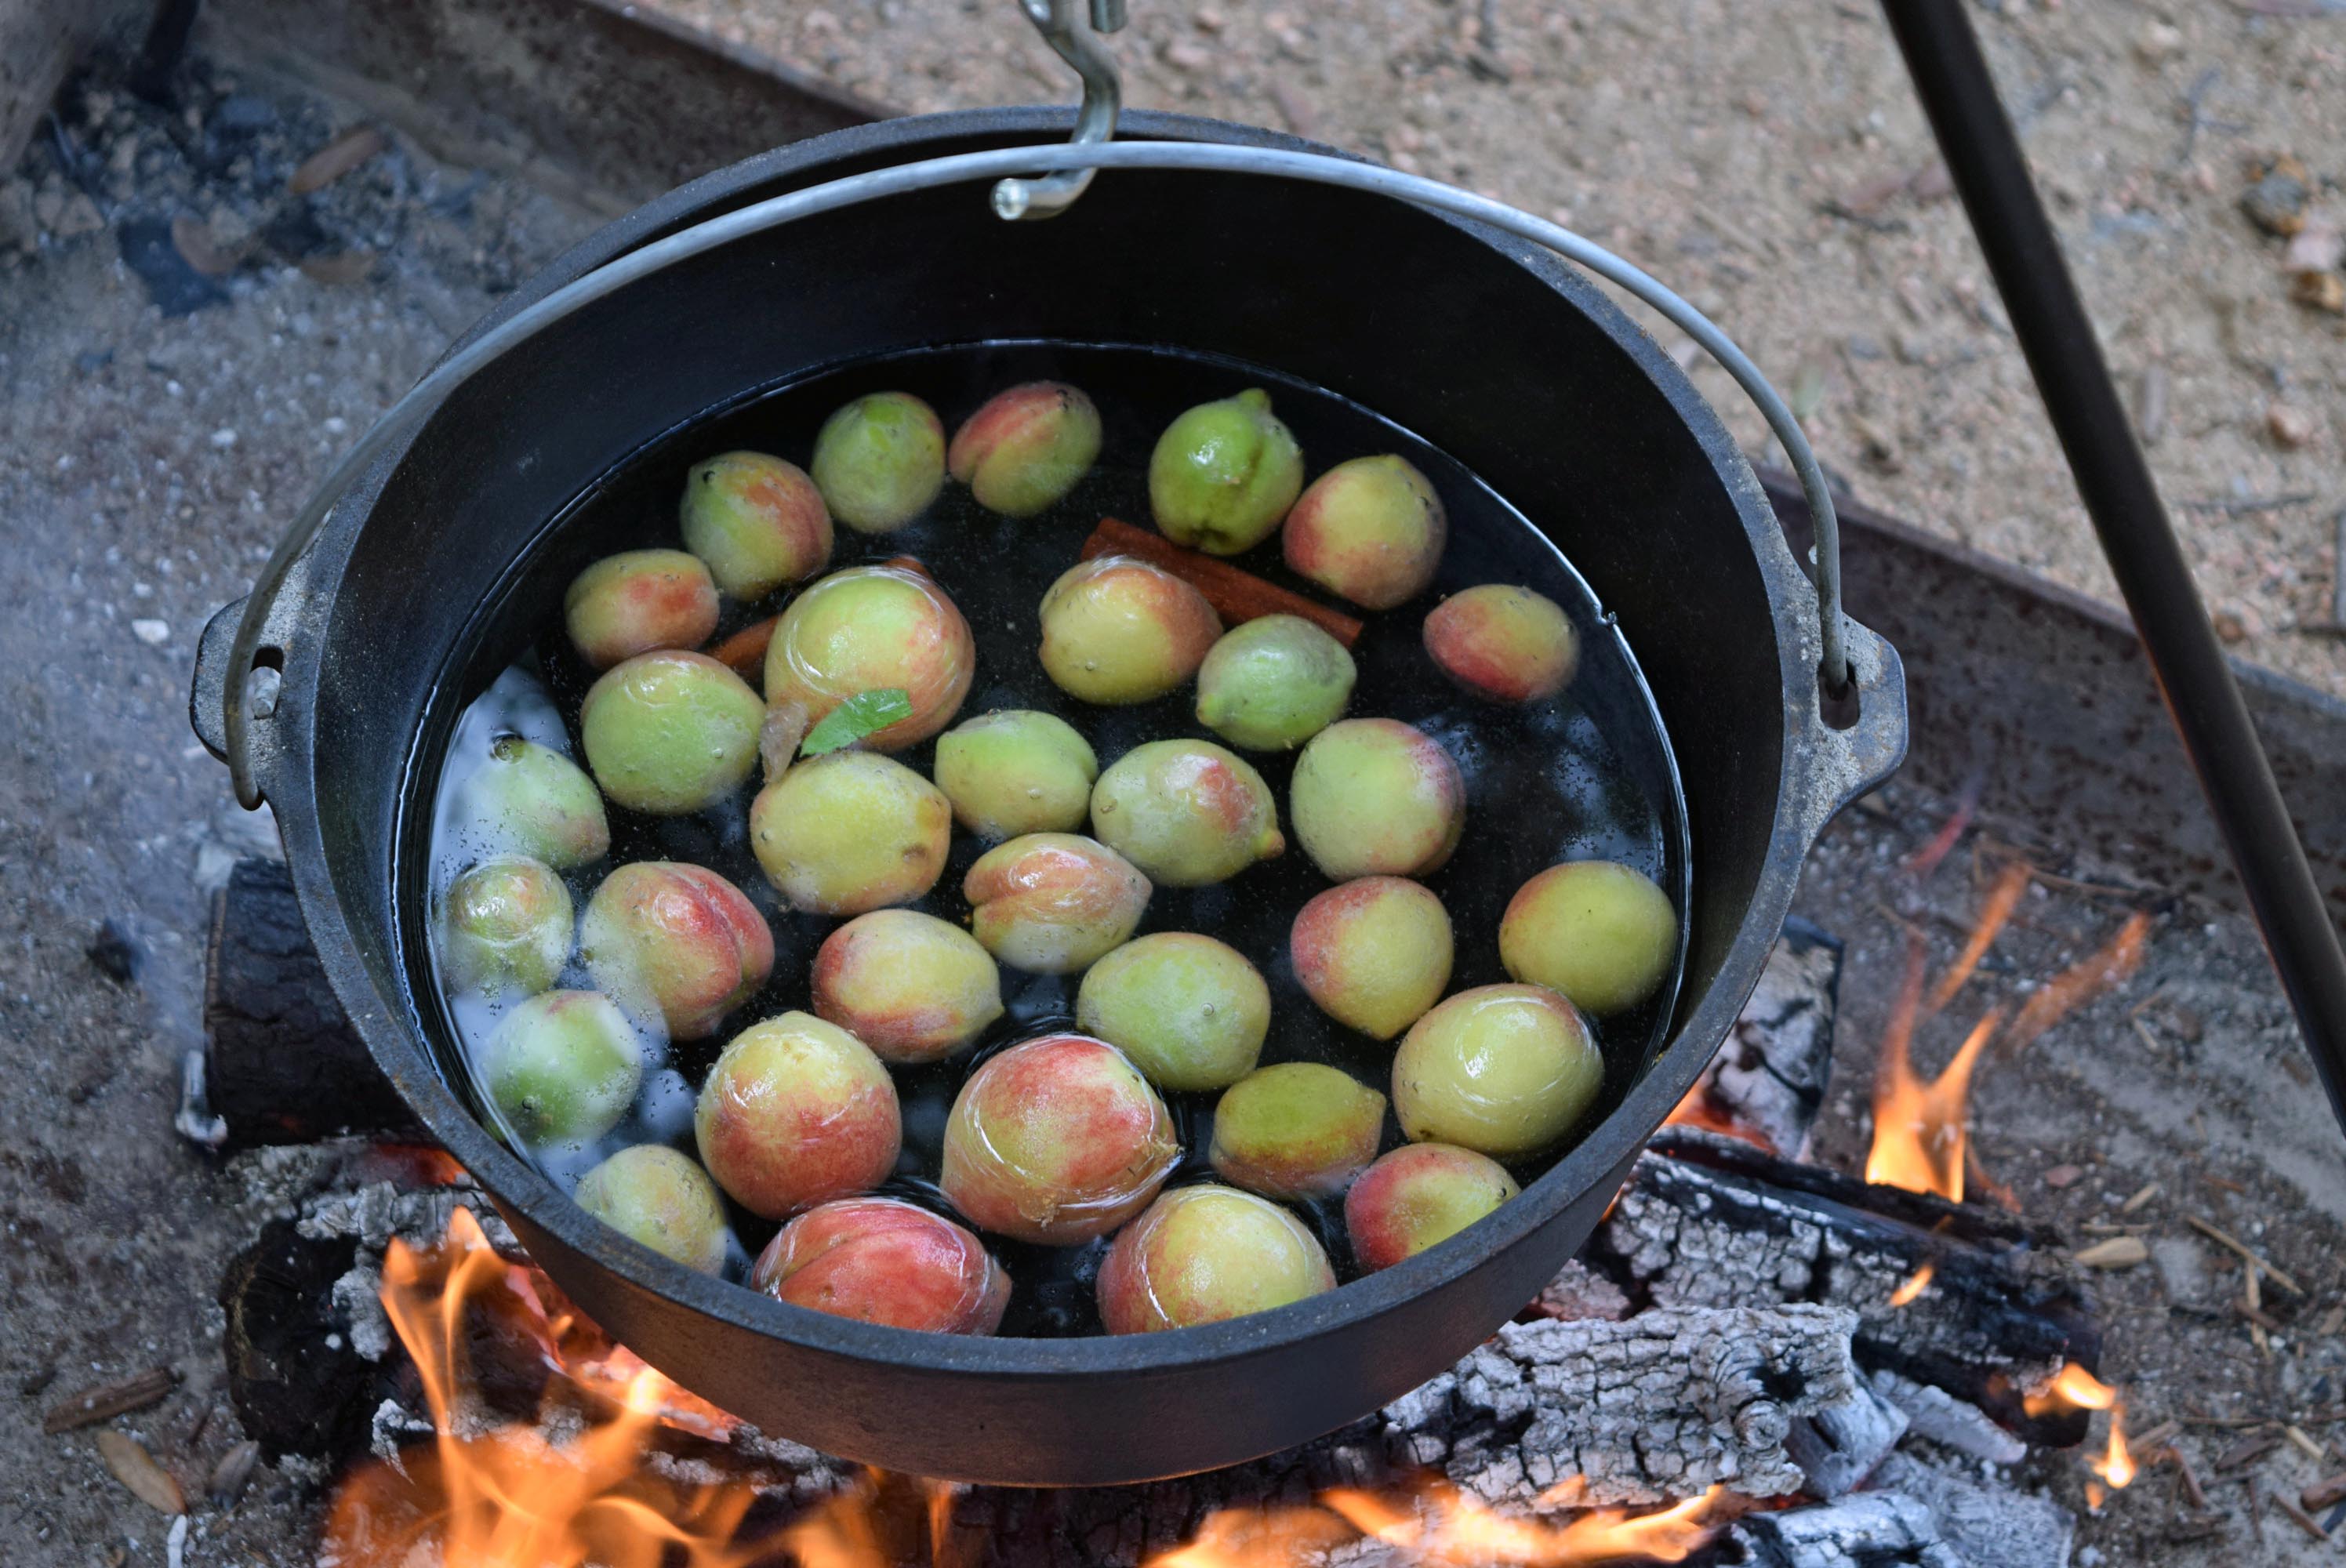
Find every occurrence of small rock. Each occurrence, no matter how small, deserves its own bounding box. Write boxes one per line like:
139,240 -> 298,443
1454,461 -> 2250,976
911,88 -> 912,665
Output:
2211,608 -> 2248,644
1194,6 -> 1225,29
212,93 -> 278,134
1843,333 -> 1886,361
209,426 -> 238,448
117,217 -> 230,316
1163,38 -> 1212,72
2283,220 -> 2344,274
171,214 -> 245,278
2043,1163 -> 2083,1188
299,250 -> 376,286
2134,20 -> 2184,63
86,919 -> 140,985
0,178 -> 36,249
2241,154 -> 2311,238
2293,270 -> 2346,314
53,193 -> 105,239
32,183 -> 63,230
2269,403 -> 2316,448
132,618 -> 171,645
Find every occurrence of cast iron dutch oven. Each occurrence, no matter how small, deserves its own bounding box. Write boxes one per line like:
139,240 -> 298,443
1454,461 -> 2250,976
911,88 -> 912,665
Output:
191,110 -> 1906,1484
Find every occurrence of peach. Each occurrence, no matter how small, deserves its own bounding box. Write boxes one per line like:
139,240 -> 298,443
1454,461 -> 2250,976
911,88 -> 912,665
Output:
1096,1185 -> 1335,1334
763,564 -> 975,751
1288,719 -> 1464,880
1422,584 -> 1578,703
811,909 -> 1003,1064
439,855 -> 572,996
751,1196 -> 1010,1334
1499,860 -> 1680,1015
1147,387 -> 1304,556
1282,455 -> 1447,609
1037,555 -> 1222,706
939,1033 -> 1178,1245
1208,1063 -> 1386,1201
463,735 -> 609,869
579,650 -> 764,816
947,381 -> 1102,517
1289,877 -> 1453,1040
1343,1143 -> 1520,1272
1090,739 -> 1283,887
749,751 -> 952,916
579,862 -> 774,1041
562,549 -> 720,670
677,451 -> 833,599
573,1144 -> 730,1275
1393,984 -> 1603,1158
1194,614 -> 1355,752
962,833 -> 1151,975
933,709 -> 1099,840
1075,932 -> 1269,1091
809,391 -> 947,535
694,1011 -> 902,1219
480,989 -> 643,1148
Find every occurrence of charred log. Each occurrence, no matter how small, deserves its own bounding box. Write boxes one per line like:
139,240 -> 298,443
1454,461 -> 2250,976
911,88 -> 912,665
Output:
1672,919 -> 1843,1159
1705,1490 -> 1963,1568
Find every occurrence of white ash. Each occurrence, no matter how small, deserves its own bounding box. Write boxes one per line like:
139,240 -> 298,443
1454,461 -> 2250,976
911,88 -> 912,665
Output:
1870,1369 -> 2029,1468
1531,1259 -> 1631,1322
1872,1451 -> 2075,1568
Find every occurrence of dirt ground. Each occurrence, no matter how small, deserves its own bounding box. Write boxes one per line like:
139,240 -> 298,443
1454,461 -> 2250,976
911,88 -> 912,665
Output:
2,5 -> 2344,1566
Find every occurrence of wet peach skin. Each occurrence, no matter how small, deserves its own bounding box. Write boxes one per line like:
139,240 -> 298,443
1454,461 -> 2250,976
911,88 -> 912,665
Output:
752,1196 -> 1009,1335
939,1033 -> 1178,1245
562,550 -> 720,670
694,1013 -> 902,1221
579,862 -> 773,1040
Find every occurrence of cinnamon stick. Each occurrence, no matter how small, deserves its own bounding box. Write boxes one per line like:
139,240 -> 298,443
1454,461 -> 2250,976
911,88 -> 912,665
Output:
706,616 -> 775,681
1080,518 -> 1364,648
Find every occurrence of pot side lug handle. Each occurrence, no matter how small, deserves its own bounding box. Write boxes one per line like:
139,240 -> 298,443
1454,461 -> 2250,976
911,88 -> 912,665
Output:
190,595 -> 249,764
1799,616 -> 1908,838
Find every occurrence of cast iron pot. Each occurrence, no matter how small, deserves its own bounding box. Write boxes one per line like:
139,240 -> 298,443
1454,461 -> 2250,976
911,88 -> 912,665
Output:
191,109 -> 1905,1485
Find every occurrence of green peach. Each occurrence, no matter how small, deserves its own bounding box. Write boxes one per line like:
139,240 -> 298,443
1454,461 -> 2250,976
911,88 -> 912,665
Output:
694,1011 -> 902,1219
1075,933 -> 1269,1091
749,751 -> 951,916
1422,584 -> 1578,703
677,451 -> 833,599
962,833 -> 1152,975
809,391 -> 947,534
1289,719 -> 1464,880
1392,984 -> 1603,1158
1208,1063 -> 1386,1201
578,862 -> 774,1041
1288,877 -> 1453,1040
1147,387 -> 1305,556
1038,555 -> 1223,706
1090,739 -> 1283,887
573,1144 -> 729,1274
811,909 -> 1003,1064
579,650 -> 764,816
463,735 -> 609,869
481,989 -> 643,1147
933,710 -> 1099,840
1096,1185 -> 1334,1334
561,550 -> 720,670
751,1197 -> 1009,1334
939,1033 -> 1178,1245
946,381 -> 1102,517
439,855 -> 572,995
1194,615 -> 1356,752
1282,455 -> 1447,609
1343,1142 -> 1520,1272
1499,860 -> 1679,1014
763,564 -> 975,751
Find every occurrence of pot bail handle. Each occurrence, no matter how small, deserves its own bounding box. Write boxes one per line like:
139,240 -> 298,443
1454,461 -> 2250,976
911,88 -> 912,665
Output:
991,0 -> 1125,222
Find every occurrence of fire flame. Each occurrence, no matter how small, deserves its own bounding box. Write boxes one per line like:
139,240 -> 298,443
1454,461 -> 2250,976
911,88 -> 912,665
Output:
2022,1362 -> 2118,1417
2090,1401 -> 2137,1491
1316,1479 -> 1722,1566
1866,986 -> 2001,1204
1887,1262 -> 1935,1308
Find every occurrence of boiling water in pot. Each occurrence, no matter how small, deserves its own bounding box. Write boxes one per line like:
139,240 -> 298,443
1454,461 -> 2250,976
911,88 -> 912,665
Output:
405,341 -> 1688,1337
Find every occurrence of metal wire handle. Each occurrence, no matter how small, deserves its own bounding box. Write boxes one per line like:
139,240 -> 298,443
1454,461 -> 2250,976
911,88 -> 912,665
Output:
220,140 -> 1854,808
992,0 -> 1126,220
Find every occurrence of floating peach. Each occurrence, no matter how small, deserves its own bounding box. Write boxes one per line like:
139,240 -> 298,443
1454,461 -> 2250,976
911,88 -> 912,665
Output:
677,451 -> 833,599
763,564 -> 975,750
1422,584 -> 1578,703
1500,860 -> 1679,1015
1289,877 -> 1453,1040
1289,719 -> 1463,880
811,909 -> 1003,1064
1194,614 -> 1355,752
481,989 -> 642,1148
751,1197 -> 1010,1334
939,1033 -> 1178,1245
1393,984 -> 1603,1158
1090,739 -> 1283,887
749,751 -> 951,916
1147,387 -> 1304,556
947,381 -> 1102,517
562,550 -> 720,670
573,1144 -> 730,1275
579,861 -> 774,1041
933,709 -> 1099,840
1344,1142 -> 1520,1272
1037,555 -> 1222,706
579,650 -> 764,815
1075,932 -> 1269,1091
439,855 -> 572,996
1208,1063 -> 1386,1201
1282,455 -> 1447,609
694,1011 -> 902,1219
463,735 -> 609,869
1097,1185 -> 1334,1334
809,391 -> 947,534
962,833 -> 1150,975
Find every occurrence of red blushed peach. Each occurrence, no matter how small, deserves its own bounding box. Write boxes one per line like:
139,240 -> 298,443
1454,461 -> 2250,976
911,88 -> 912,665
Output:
695,1012 -> 902,1220
1089,739 -> 1283,887
939,1034 -> 1178,1245
1343,1143 -> 1520,1272
1288,719 -> 1464,881
947,381 -> 1102,517
579,862 -> 775,1041
763,564 -> 975,751
1038,555 -> 1223,706
1096,1185 -> 1335,1334
562,550 -> 721,670
1290,877 -> 1454,1040
962,833 -> 1151,975
1282,455 -> 1447,610
751,1197 -> 1009,1334
678,451 -> 834,600
811,909 -> 1003,1064
1422,585 -> 1578,703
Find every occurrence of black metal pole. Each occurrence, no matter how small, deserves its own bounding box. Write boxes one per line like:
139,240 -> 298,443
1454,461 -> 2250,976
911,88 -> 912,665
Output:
1882,2 -> 2346,1135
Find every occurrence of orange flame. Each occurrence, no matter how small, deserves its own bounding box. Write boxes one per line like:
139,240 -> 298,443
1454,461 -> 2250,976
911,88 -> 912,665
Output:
1923,862 -> 2032,1018
1315,1479 -> 1721,1566
2090,1400 -> 2137,1491
2002,911 -> 2152,1056
1887,1262 -> 1935,1308
1867,996 -> 2002,1204
2022,1362 -> 2119,1418
1147,1504 -> 1363,1568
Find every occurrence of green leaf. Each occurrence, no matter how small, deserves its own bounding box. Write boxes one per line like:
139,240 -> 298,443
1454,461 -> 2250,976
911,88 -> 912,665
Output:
800,688 -> 913,757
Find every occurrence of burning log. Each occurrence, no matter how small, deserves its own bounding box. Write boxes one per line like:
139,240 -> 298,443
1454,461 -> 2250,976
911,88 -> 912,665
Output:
1667,918 -> 1843,1159
1708,1490 -> 1961,1568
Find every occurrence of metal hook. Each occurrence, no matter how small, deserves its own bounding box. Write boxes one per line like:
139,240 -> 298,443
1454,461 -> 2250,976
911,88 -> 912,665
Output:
992,0 -> 1125,221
